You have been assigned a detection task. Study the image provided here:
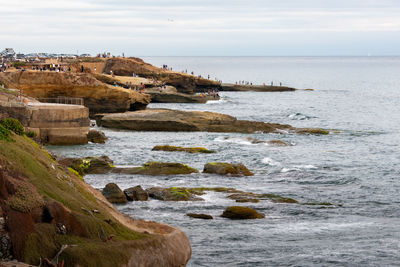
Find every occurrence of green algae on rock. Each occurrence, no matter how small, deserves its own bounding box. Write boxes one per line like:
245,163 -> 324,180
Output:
221,206 -> 265,220
147,187 -> 204,201
203,162 -> 254,176
152,145 -> 215,154
59,155 -> 114,175
113,161 -> 199,176
296,128 -> 330,135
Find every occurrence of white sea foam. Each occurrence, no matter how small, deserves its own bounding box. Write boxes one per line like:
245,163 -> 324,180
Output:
262,157 -> 281,166
214,136 -> 253,145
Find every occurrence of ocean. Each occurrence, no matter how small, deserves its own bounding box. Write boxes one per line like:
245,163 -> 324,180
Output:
48,56 -> 400,266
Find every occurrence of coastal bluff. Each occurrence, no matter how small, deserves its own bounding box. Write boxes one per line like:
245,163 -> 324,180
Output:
95,108 -> 294,133
0,71 -> 151,114
0,130 -> 191,266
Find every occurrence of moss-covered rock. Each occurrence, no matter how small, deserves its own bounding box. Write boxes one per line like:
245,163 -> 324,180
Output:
87,129 -> 108,144
59,155 -> 114,175
203,162 -> 254,176
147,187 -> 204,201
186,213 -> 213,220
221,206 -> 265,220
152,145 -> 215,154
102,183 -> 128,204
113,162 -> 199,176
296,128 -> 329,135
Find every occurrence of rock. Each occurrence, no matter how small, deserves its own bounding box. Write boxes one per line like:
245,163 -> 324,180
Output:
102,183 -> 128,204
221,83 -> 296,92
124,185 -> 149,201
221,206 -> 265,220
152,145 -> 215,154
296,128 -> 329,135
186,213 -> 213,220
87,129 -> 108,144
59,155 -> 114,175
227,192 -> 298,204
268,140 -> 290,146
112,162 -> 199,176
56,223 -> 67,235
0,71 -> 151,114
203,162 -> 254,176
0,233 -> 12,260
146,187 -> 204,201
146,90 -> 219,103
95,108 -> 295,134
103,58 -> 221,94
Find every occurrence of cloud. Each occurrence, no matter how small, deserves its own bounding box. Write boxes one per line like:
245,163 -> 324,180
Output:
2,0 -> 400,55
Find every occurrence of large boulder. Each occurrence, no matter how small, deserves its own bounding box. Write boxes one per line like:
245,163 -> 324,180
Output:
203,162 -> 254,176
147,187 -> 204,201
112,162 -> 198,176
102,183 -> 128,204
87,129 -> 108,144
124,185 -> 149,201
221,206 -> 265,220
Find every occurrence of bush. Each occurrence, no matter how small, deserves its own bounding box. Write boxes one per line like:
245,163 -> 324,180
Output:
1,118 -> 24,135
25,131 -> 37,138
12,62 -> 27,68
0,124 -> 12,142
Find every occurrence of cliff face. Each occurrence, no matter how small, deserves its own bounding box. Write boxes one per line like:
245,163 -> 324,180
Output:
0,72 -> 151,114
0,133 -> 191,266
103,58 -> 221,94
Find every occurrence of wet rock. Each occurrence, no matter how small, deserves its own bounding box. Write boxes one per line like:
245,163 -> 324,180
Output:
102,183 -> 128,204
186,213 -> 213,220
221,206 -> 265,220
268,140 -> 290,146
235,198 -> 260,203
59,155 -> 114,175
124,185 -> 149,201
152,145 -> 215,154
203,162 -> 254,176
113,162 -> 199,176
296,128 -> 329,135
147,187 -> 204,201
228,192 -> 298,204
87,129 -> 108,144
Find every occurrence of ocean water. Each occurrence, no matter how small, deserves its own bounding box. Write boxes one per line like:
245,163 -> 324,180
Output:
48,57 -> 400,266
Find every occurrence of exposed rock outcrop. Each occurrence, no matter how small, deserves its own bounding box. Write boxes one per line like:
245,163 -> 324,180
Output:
102,183 -> 128,204
59,155 -> 114,175
221,206 -> 265,220
146,90 -> 219,103
87,129 -> 107,144
112,162 -> 199,176
95,108 -> 294,133
124,186 -> 149,201
186,213 -> 213,220
152,145 -> 215,154
147,187 -> 204,201
0,71 -> 151,114
203,162 -> 254,176
103,58 -> 221,94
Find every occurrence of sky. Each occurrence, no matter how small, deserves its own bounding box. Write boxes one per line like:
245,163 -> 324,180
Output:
2,0 -> 400,56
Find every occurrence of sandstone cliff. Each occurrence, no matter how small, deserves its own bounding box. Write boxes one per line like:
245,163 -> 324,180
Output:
0,130 -> 191,266
103,58 -> 221,94
0,72 -> 151,114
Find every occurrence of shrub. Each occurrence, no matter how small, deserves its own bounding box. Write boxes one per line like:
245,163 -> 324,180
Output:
1,118 -> 24,135
25,131 -> 37,138
0,124 -> 12,142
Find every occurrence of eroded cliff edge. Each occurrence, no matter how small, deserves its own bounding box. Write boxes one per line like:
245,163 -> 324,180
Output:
0,132 -> 191,266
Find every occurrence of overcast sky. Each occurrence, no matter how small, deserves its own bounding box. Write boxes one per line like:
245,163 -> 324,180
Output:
2,0 -> 400,56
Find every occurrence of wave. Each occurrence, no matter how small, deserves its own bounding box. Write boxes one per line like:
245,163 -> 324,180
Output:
281,165 -> 318,173
288,112 -> 316,120
262,157 -> 281,166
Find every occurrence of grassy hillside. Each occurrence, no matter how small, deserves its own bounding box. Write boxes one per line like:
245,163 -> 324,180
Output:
0,132 -> 153,266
